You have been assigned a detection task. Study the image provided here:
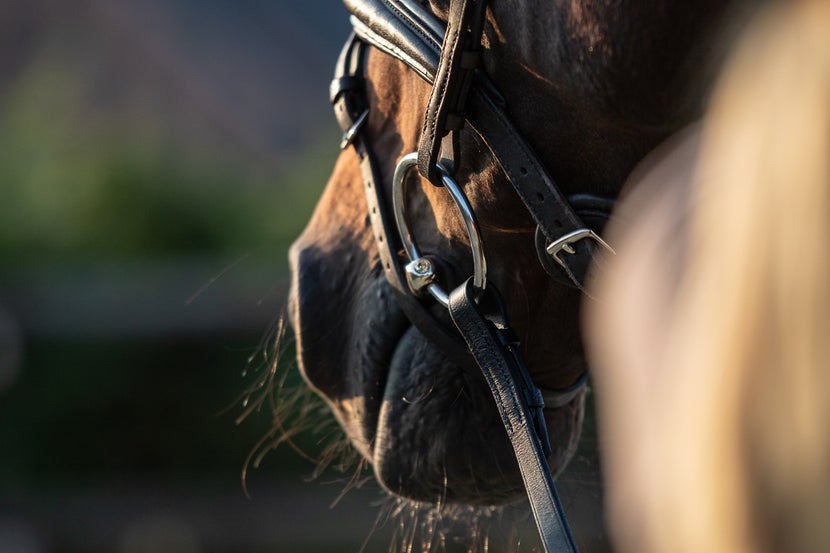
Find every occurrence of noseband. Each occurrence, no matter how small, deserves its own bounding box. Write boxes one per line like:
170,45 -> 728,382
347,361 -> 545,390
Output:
330,1 -> 615,550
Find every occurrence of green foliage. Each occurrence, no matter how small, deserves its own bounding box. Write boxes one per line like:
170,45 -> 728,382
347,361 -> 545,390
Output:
0,52 -> 337,263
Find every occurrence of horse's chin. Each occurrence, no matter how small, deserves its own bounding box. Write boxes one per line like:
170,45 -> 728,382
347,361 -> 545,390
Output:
372,324 -> 529,505
291,253 -> 585,506
372,321 -> 586,506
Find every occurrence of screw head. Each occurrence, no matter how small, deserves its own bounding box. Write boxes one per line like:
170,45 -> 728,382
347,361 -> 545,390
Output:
413,258 -> 432,275
405,257 -> 437,294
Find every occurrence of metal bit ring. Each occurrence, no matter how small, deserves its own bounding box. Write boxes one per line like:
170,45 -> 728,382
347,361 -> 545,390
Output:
392,152 -> 487,307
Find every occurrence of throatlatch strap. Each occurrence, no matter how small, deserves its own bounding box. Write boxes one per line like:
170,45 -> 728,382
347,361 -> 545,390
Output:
448,278 -> 580,553
417,0 -> 487,183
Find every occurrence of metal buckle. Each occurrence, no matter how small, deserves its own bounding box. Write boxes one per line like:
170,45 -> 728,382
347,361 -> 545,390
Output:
393,152 -> 486,308
545,229 -> 615,269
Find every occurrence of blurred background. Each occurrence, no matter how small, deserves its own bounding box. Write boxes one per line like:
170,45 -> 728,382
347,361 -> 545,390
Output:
0,1 -> 401,551
0,1 -> 608,552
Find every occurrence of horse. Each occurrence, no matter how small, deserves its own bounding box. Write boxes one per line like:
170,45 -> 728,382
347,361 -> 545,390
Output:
586,1 -> 830,552
284,0 -> 743,549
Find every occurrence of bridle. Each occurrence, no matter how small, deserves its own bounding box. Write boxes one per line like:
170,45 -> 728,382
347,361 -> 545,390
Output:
329,0 -> 615,551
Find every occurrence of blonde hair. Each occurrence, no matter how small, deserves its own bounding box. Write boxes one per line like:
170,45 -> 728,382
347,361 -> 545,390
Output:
590,1 -> 830,552
657,2 -> 830,551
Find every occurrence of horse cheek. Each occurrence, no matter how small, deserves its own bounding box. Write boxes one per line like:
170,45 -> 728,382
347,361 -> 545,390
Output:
288,152 -> 372,400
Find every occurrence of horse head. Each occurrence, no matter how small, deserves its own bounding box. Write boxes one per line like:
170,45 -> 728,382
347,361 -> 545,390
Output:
288,0 -> 732,508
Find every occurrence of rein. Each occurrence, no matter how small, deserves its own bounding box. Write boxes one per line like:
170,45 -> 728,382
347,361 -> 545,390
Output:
330,1 -> 614,550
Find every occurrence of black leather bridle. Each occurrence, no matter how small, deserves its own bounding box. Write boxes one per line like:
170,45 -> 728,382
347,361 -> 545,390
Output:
329,1 -> 616,551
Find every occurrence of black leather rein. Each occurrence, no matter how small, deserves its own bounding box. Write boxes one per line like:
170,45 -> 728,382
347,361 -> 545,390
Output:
329,1 -> 614,551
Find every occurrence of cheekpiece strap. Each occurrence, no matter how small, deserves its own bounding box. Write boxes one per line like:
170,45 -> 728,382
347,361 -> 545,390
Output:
417,0 -> 488,183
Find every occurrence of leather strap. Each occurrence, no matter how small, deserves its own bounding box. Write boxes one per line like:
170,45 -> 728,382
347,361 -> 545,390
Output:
465,84 -> 600,288
448,278 -> 580,553
345,0 -> 443,82
417,0 -> 487,183
344,0 -> 613,288
331,34 -> 475,368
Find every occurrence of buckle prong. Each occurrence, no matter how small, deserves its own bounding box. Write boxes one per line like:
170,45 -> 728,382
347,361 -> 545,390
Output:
340,110 -> 369,149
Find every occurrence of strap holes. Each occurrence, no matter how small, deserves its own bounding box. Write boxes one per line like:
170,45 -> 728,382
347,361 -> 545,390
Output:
372,206 -> 377,214
520,166 -> 528,175
555,219 -> 563,228
537,192 -> 545,202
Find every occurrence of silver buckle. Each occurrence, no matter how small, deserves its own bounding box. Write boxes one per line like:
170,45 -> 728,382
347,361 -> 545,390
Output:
545,229 -> 615,269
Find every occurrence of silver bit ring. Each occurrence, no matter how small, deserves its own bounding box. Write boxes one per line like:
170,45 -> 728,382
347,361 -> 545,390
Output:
392,152 -> 487,307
